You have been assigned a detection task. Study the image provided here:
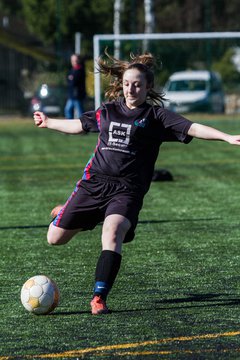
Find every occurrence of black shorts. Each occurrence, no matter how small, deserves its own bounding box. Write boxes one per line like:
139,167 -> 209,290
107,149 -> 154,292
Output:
53,175 -> 144,242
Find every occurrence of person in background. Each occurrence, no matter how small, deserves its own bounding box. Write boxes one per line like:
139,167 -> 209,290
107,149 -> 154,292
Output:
64,54 -> 86,119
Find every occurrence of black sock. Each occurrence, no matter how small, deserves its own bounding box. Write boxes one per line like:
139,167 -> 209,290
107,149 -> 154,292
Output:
93,250 -> 122,300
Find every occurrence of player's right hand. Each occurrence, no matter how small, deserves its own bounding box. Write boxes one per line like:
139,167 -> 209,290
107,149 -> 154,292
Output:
33,111 -> 48,128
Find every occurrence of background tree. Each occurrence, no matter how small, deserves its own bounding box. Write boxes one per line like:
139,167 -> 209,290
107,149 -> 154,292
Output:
0,0 -> 22,15
1,0 -> 240,95
21,0 -> 113,56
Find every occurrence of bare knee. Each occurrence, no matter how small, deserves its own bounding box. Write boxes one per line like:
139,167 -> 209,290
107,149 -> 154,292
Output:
47,233 -> 60,245
47,229 -> 63,245
47,223 -> 79,245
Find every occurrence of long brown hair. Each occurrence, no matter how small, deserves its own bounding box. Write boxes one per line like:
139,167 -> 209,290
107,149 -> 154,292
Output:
97,50 -> 165,106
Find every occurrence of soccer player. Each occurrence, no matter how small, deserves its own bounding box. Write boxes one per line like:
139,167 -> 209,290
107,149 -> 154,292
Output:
33,51 -> 240,315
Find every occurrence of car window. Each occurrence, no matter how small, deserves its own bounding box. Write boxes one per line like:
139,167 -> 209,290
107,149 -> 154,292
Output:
210,78 -> 221,92
167,80 -> 207,92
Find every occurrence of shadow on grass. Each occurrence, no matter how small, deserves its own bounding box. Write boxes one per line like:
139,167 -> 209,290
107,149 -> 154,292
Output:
111,293 -> 240,314
140,218 -> 220,223
47,293 -> 240,316
0,224 -> 48,230
117,294 -> 240,313
0,217 -> 220,231
155,292 -> 240,307
50,309 -> 91,316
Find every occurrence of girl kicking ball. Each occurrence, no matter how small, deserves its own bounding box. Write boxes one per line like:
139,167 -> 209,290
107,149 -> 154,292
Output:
34,50 -> 240,314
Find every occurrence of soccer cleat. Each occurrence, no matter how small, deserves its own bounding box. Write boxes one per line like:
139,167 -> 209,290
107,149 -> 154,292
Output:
50,204 -> 64,219
90,295 -> 110,315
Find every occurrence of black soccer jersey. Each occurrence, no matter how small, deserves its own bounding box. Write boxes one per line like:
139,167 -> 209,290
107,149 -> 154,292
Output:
80,98 -> 193,194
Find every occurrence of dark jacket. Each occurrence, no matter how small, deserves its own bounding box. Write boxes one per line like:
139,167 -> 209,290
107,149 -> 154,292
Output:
67,64 -> 86,100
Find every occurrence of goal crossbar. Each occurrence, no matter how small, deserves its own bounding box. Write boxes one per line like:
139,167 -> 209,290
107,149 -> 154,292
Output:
93,32 -> 240,108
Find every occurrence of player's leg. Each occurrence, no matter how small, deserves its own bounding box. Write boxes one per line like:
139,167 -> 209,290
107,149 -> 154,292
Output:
91,214 -> 131,315
101,214 -> 131,253
47,222 -> 82,245
47,181 -> 99,246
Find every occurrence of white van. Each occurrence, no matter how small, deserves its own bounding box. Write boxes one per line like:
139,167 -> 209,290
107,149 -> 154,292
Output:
163,70 -> 225,113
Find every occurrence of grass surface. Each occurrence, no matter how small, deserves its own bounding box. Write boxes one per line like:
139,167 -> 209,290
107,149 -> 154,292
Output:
1,115 -> 240,359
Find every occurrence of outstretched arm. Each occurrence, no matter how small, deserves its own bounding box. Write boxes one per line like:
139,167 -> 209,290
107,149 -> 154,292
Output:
33,111 -> 84,134
188,123 -> 240,145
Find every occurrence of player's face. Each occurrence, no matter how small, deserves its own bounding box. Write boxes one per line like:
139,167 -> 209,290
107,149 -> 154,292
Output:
123,68 -> 149,109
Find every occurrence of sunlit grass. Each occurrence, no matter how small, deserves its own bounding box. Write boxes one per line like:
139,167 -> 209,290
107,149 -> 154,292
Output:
1,115 -> 240,359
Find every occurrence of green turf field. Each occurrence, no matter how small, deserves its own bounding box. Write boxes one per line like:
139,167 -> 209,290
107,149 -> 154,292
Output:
1,115 -> 240,359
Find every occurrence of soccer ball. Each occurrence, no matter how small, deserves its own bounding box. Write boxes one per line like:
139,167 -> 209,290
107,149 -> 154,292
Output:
20,275 -> 60,315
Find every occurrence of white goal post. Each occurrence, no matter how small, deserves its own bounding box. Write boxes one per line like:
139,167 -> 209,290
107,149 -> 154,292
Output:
93,31 -> 240,109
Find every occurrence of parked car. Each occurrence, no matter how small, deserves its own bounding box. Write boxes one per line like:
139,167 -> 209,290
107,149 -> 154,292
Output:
163,70 -> 225,113
30,84 -> 66,116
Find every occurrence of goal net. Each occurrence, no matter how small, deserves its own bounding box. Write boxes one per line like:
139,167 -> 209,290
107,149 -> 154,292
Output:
93,32 -> 240,111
